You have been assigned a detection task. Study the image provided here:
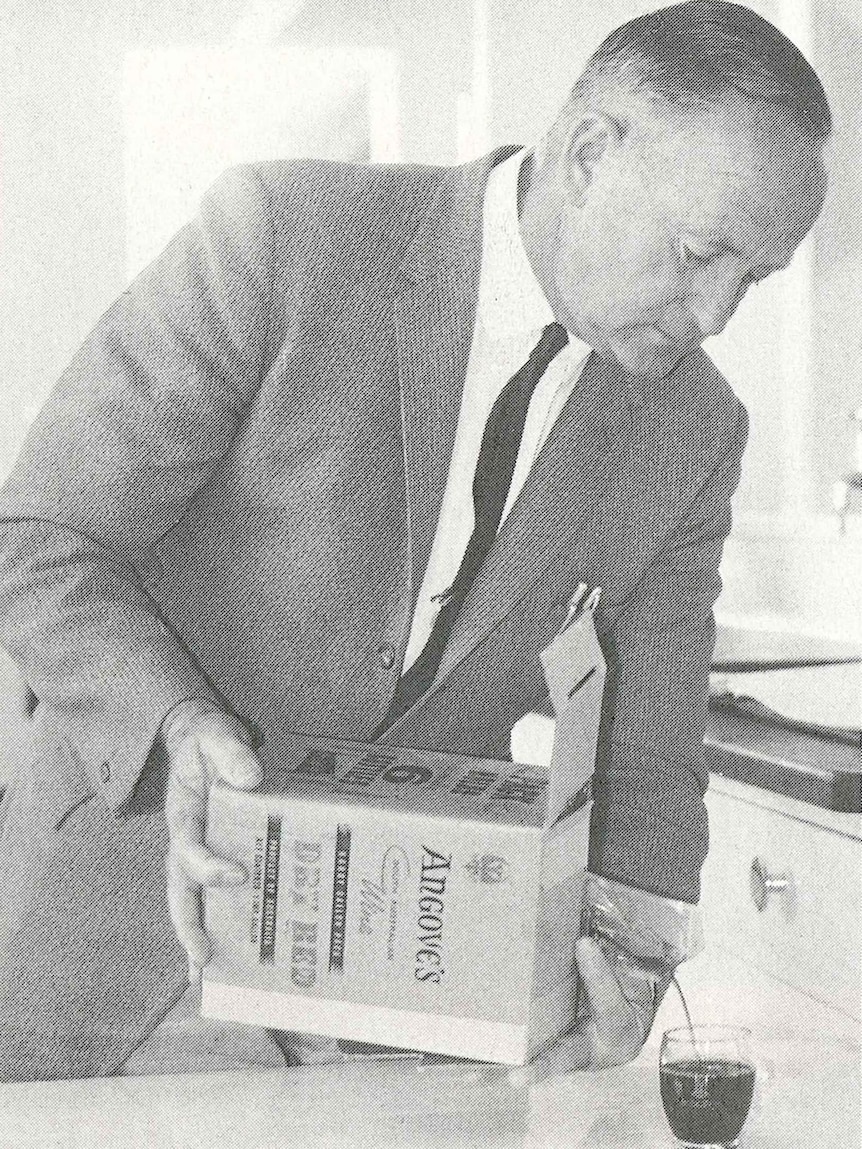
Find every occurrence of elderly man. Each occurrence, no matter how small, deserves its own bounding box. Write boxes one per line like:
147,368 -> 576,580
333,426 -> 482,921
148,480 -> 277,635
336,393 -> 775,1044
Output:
0,1 -> 829,1081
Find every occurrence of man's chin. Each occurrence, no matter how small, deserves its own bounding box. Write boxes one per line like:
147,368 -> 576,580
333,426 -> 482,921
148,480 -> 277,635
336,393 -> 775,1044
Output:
607,336 -> 693,380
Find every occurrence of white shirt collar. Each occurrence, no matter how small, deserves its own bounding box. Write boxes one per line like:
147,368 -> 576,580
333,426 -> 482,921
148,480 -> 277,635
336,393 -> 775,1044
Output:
478,149 -> 587,355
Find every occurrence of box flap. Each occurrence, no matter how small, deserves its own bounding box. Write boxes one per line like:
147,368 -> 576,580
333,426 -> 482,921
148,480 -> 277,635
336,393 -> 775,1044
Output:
539,593 -> 606,825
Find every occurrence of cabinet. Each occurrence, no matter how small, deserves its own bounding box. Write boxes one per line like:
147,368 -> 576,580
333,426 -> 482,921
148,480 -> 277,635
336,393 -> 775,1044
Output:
652,773 -> 861,1046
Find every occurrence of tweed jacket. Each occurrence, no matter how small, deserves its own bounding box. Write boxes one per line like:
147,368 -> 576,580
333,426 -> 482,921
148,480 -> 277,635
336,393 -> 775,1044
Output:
0,146 -> 746,901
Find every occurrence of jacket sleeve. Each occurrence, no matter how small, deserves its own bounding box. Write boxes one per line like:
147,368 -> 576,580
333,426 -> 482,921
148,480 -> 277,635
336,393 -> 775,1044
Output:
0,164 -> 275,812
588,402 -> 749,903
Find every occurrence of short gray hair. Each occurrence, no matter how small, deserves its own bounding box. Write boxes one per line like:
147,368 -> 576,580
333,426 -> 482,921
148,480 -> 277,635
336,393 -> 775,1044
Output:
566,1 -> 831,142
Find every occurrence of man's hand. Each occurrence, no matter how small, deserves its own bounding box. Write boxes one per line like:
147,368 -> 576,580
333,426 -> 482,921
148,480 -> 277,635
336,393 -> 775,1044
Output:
509,937 -> 665,1086
163,700 -> 263,981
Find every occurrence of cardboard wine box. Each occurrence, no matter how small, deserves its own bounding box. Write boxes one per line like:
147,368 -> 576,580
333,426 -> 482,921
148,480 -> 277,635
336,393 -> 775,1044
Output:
201,602 -> 606,1065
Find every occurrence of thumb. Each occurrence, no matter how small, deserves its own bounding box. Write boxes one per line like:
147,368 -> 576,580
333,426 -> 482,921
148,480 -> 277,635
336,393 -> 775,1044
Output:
196,714 -> 263,790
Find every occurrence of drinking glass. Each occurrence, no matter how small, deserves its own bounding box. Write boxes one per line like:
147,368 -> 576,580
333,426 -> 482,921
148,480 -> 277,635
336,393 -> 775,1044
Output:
659,1025 -> 756,1148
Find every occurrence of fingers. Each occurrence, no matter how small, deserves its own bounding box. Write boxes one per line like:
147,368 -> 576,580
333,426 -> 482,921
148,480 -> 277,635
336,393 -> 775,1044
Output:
165,722 -> 258,885
508,1027 -> 594,1088
166,843 -> 246,975
575,937 -> 628,1034
509,938 -> 648,1086
196,717 -> 263,790
179,839 -> 246,888
170,713 -> 263,793
165,710 -> 261,976
167,854 -> 211,978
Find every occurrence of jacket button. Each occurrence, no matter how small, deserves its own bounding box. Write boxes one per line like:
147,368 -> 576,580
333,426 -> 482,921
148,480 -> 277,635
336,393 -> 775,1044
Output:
99,761 -> 111,784
378,643 -> 396,670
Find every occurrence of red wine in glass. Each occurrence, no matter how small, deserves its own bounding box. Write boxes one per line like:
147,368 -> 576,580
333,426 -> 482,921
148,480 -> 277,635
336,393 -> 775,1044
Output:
660,1025 -> 755,1148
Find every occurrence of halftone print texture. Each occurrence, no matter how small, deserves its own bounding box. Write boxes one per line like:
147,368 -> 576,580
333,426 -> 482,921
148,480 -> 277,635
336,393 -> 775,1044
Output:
0,5 -> 850,1131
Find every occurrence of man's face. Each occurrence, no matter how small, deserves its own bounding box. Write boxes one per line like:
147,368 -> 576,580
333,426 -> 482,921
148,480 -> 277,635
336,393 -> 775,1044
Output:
546,102 -> 827,379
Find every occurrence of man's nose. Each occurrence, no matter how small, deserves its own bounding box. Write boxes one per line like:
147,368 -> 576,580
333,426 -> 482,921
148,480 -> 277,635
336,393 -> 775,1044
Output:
688,261 -> 748,339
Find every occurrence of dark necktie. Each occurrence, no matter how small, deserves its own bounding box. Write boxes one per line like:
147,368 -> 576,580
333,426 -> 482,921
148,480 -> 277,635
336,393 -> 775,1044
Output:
382,321 -> 569,729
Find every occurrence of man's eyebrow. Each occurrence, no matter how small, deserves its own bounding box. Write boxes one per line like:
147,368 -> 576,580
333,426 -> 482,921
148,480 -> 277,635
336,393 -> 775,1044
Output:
696,228 -> 793,275
686,229 -> 746,258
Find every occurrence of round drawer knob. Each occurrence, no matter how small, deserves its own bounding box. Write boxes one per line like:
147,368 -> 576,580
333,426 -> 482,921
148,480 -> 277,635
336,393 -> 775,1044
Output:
749,857 -> 790,912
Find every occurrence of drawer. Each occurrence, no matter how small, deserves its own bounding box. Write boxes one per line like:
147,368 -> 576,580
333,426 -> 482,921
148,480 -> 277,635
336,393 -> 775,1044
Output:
701,785 -> 861,1018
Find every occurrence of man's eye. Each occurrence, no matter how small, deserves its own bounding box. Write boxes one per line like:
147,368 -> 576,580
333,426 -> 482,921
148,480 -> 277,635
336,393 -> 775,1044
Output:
678,240 -> 716,265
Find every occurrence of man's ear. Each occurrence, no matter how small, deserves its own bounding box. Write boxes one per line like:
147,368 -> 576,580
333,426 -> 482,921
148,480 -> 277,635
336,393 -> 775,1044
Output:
561,113 -> 626,203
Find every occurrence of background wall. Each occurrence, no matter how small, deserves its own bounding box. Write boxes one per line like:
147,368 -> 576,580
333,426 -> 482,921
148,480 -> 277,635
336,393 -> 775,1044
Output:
1,0 -> 860,680
0,0 -> 473,476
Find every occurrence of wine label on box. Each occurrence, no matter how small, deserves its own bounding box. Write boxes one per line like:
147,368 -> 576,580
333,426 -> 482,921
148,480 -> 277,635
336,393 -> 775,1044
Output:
203,742 -> 592,1062
204,782 -> 578,1062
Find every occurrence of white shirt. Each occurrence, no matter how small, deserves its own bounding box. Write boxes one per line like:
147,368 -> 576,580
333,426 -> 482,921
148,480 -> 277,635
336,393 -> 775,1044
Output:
403,150 -> 591,671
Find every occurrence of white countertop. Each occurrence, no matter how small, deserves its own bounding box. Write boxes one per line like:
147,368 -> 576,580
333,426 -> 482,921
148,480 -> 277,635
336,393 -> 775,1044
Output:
0,1030 -> 857,1149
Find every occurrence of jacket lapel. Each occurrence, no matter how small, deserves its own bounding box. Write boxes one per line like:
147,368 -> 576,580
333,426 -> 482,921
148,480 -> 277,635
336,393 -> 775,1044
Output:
392,146 -> 521,607
393,271 -> 475,608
